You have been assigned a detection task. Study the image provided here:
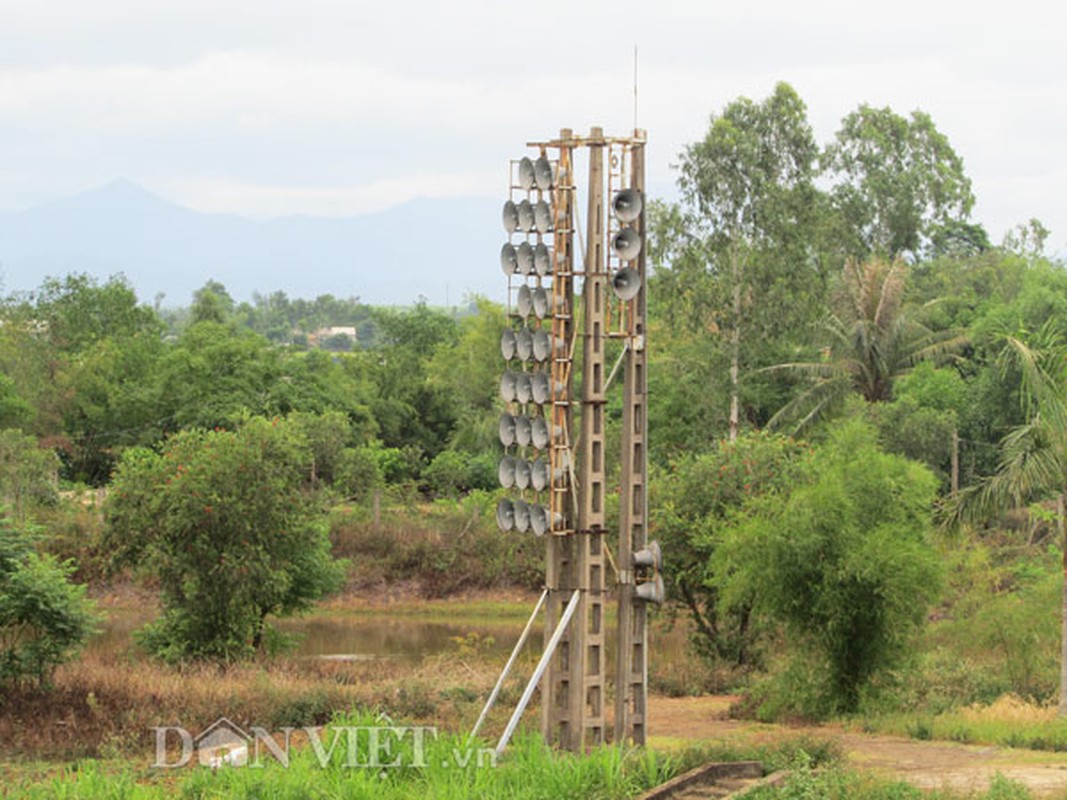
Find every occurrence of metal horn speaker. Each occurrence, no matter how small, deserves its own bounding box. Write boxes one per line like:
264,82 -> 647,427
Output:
532,330 -> 552,362
498,456 -> 517,489
533,156 -> 554,190
514,414 -> 532,446
512,499 -> 531,533
496,499 -> 515,532
514,373 -> 533,405
611,267 -> 642,301
612,188 -> 643,223
533,201 -> 552,234
533,243 -> 552,277
516,285 -> 533,317
500,243 -> 518,276
500,328 -> 517,360
532,287 -> 550,319
516,200 -> 535,233
499,371 -> 517,403
531,373 -> 551,405
513,459 -> 531,490
515,327 -> 534,361
635,574 -> 666,604
517,157 -> 535,190
530,458 -> 549,492
516,242 -> 535,276
530,417 -> 549,450
530,504 -> 561,537
498,413 -> 516,446
502,200 -> 519,233
632,540 -> 662,571
612,227 -> 642,261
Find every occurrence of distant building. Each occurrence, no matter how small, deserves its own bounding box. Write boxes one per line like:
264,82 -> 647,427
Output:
311,326 -> 358,352
313,326 -> 357,342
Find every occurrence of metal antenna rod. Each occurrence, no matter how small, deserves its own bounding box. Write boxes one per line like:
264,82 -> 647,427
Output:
633,45 -> 639,132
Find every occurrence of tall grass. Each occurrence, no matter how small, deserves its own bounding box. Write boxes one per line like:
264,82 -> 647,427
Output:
859,694 -> 1067,751
14,711 -> 680,800
0,626 -> 514,760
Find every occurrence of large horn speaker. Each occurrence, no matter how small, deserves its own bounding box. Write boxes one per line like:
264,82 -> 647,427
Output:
532,330 -> 552,362
529,504 -> 561,537
612,227 -> 642,261
516,200 -> 535,233
512,500 -> 531,533
498,413 -> 516,446
514,414 -> 532,446
635,574 -> 666,604
516,242 -> 535,275
515,327 -> 533,361
533,201 -> 552,234
532,287 -> 550,319
533,243 -> 552,277
632,540 -> 662,571
516,285 -> 533,317
533,156 -> 554,190
498,456 -> 517,489
517,157 -> 535,190
612,267 -> 642,301
496,499 -> 515,532
500,328 -> 517,360
502,200 -> 519,233
530,416 -> 549,450
514,373 -> 532,405
612,188 -> 643,223
530,458 -> 549,492
531,373 -> 551,405
499,371 -> 517,403
500,243 -> 518,276
514,459 -> 531,490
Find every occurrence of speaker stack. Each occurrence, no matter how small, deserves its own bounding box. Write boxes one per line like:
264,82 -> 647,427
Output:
497,154 -> 560,536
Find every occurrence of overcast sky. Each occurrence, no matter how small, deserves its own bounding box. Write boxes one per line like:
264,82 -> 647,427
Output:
3,0 -> 1065,250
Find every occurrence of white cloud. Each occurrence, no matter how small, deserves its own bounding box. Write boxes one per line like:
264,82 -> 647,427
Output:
157,170 -> 501,219
0,0 -> 1065,246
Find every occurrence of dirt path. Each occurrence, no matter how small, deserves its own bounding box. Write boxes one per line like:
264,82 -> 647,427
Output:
647,696 -> 1067,797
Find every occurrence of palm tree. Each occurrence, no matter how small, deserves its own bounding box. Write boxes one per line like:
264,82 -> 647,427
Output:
953,327 -> 1067,714
766,258 -> 967,433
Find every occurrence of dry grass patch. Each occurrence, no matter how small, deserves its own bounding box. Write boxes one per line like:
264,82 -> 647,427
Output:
0,640 -> 512,761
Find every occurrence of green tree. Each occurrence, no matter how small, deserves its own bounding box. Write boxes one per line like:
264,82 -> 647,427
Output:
0,430 -> 60,524
366,303 -> 459,460
654,431 -> 807,666
190,280 -> 235,325
105,417 -> 346,662
0,516 -> 98,687
155,322 -> 285,431
768,258 -> 966,433
954,327 -> 1067,714
427,297 -> 505,454
20,273 -> 161,354
671,82 -> 827,440
714,419 -> 941,714
824,104 -> 975,261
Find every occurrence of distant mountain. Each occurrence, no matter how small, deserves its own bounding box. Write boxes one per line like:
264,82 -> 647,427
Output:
0,180 -> 505,306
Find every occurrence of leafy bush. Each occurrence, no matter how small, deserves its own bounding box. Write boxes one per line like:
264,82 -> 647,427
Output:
716,419 -> 942,716
105,417 -> 346,662
0,517 -> 98,688
653,430 -> 807,668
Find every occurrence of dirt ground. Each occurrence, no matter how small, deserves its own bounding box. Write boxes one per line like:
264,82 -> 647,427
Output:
647,696 -> 1067,797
